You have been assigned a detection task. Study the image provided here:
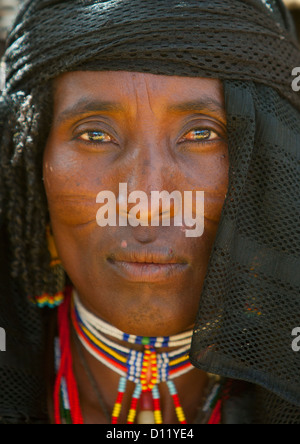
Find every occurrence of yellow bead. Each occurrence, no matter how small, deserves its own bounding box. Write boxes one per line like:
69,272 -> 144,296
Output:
154,411 -> 163,424
112,403 -> 122,418
127,409 -> 136,422
175,407 -> 186,422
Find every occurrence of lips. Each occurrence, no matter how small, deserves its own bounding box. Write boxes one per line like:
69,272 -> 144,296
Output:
107,247 -> 189,283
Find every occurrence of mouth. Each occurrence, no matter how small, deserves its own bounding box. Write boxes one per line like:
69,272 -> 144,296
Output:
106,248 -> 189,283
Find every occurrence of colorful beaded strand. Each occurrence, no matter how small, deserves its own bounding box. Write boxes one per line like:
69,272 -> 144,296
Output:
54,289 -> 83,424
35,291 -> 64,308
136,345 -> 164,424
127,383 -> 142,424
111,376 -> 127,424
140,346 -> 158,391
152,386 -> 163,424
167,380 -> 187,425
208,400 -> 222,425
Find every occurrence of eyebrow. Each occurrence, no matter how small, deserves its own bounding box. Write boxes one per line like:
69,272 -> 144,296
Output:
55,98 -> 126,125
55,96 -> 225,125
167,98 -> 225,116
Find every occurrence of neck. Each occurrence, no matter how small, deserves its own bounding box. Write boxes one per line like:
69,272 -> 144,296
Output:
70,290 -> 212,424
53,288 -> 222,424
72,290 -> 194,351
70,328 -> 210,424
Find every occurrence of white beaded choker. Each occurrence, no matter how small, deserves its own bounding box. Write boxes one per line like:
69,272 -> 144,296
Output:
73,290 -> 194,349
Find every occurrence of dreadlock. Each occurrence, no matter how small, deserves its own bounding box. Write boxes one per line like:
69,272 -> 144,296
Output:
0,83 -> 66,300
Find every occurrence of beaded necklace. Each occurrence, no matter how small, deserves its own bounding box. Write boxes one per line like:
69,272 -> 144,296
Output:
54,288 -> 223,424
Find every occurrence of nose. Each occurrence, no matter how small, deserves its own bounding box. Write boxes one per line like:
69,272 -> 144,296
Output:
117,142 -> 180,226
117,185 -> 182,227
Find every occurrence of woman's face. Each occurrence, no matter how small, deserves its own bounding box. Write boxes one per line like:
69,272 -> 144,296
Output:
43,71 -> 228,336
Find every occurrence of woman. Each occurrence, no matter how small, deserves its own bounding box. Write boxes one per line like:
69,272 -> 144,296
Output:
0,0 -> 299,424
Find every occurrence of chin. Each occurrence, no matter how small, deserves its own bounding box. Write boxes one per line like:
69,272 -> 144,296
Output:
114,308 -> 195,338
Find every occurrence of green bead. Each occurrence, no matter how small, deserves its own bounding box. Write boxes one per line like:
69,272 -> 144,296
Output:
142,337 -> 150,345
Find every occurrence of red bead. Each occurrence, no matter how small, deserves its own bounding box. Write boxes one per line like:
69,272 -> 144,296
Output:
172,394 -> 181,408
131,398 -> 139,409
153,399 -> 161,410
116,392 -> 124,404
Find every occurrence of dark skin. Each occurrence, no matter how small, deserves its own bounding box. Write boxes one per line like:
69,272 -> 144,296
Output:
43,71 -> 229,424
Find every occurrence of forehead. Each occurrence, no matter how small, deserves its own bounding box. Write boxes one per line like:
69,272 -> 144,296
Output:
52,71 -> 226,121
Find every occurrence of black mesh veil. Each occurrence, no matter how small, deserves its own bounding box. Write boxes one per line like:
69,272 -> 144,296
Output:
190,80 -> 300,423
0,0 -> 299,424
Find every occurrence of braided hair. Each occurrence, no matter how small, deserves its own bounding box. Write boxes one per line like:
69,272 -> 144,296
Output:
0,84 -> 65,300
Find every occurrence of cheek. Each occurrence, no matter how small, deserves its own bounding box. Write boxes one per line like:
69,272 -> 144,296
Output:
182,151 -> 229,225
43,140 -> 106,227
205,156 -> 229,221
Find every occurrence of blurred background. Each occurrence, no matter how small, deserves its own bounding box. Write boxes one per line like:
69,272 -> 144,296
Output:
0,0 -> 20,55
0,0 -> 300,56
285,0 -> 300,39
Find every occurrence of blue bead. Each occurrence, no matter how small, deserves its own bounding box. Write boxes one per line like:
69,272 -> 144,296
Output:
152,386 -> 160,399
118,377 -> 127,392
123,333 -> 130,342
167,381 -> 176,396
162,337 -> 169,347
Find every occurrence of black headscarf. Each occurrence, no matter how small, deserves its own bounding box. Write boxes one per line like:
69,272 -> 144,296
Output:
0,0 -> 299,424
